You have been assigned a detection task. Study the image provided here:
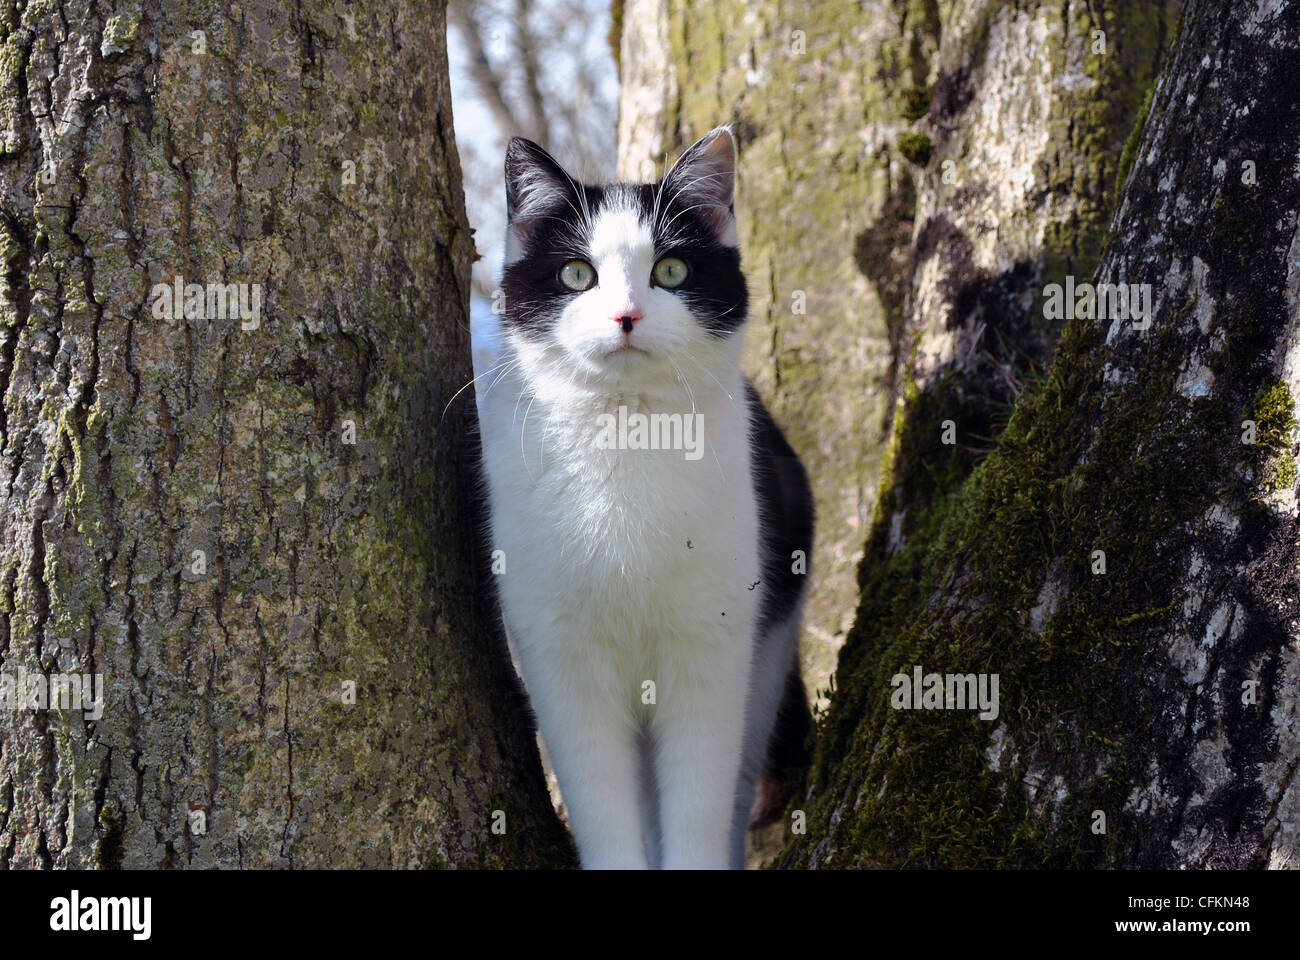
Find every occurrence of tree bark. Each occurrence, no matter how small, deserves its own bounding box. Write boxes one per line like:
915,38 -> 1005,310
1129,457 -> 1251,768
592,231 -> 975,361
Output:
781,0 -> 1300,868
0,0 -> 571,868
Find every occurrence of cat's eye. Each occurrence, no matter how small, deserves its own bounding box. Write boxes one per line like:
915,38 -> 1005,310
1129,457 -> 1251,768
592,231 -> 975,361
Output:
652,256 -> 689,288
559,260 -> 596,291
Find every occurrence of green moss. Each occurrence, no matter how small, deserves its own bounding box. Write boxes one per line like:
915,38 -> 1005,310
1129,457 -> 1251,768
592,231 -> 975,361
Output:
101,13 -> 140,57
1117,85 -> 1154,192
901,85 -> 931,121
1273,458 -> 1299,491
423,850 -> 450,869
1251,380 -> 1298,448
897,132 -> 932,166
61,401 -> 113,549
784,286 -> 1249,866
1248,380 -> 1298,492
608,0 -> 624,70
878,38 -> 898,75
95,800 -> 125,869
1114,596 -> 1181,627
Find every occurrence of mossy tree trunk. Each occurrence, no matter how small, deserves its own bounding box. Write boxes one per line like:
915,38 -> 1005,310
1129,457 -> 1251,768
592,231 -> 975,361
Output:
0,0 -> 571,868
783,0 -> 1300,868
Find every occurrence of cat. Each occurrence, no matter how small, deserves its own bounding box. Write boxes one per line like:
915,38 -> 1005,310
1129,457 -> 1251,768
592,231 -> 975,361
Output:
477,126 -> 814,869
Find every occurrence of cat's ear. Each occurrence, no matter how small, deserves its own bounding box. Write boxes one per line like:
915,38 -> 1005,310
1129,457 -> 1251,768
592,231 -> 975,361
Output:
661,126 -> 738,246
505,137 -> 576,260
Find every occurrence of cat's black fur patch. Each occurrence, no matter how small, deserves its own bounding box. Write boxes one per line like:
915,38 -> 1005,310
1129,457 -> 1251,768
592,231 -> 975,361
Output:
746,379 -> 815,777
746,380 -> 814,633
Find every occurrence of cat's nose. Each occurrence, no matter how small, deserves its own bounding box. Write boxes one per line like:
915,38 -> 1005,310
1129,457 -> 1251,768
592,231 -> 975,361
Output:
614,309 -> 642,333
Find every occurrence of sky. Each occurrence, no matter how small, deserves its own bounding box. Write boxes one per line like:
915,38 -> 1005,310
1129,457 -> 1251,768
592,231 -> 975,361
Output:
444,1 -> 620,378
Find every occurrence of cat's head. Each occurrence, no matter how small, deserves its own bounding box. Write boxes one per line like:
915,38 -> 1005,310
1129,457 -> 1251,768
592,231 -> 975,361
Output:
500,127 -> 748,398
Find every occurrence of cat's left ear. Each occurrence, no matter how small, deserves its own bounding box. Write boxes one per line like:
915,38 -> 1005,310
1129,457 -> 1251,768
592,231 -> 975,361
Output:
504,136 -> 579,263
661,126 -> 738,246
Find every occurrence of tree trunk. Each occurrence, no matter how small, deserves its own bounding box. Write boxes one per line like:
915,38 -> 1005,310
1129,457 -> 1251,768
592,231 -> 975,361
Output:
0,0 -> 571,868
780,0 -> 1300,868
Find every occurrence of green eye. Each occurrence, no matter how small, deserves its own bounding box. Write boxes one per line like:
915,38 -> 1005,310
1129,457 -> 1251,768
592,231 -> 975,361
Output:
653,256 -> 689,288
559,260 -> 596,291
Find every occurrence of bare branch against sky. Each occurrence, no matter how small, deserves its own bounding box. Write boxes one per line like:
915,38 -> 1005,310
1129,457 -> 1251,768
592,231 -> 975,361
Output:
446,0 -> 619,314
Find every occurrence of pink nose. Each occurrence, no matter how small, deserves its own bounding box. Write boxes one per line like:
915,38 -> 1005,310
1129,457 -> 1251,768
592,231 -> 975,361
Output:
614,309 -> 642,333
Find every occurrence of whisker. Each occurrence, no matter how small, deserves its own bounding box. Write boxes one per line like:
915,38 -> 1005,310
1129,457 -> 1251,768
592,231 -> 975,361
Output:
480,356 -> 523,404
518,392 -> 539,481
668,355 -> 697,418
680,351 -> 737,408
441,357 -> 518,423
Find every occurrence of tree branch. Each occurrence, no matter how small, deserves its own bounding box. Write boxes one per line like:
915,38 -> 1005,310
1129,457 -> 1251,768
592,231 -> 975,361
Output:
448,0 -> 523,137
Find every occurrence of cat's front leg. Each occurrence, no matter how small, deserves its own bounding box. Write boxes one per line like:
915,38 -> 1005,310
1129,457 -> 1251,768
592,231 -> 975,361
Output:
516,647 -> 649,869
651,631 -> 753,869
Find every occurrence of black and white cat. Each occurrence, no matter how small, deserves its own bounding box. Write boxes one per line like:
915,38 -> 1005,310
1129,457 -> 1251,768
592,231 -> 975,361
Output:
477,127 -> 814,869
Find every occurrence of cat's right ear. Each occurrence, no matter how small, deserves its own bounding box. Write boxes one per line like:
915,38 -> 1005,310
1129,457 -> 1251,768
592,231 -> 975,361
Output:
505,137 -> 575,262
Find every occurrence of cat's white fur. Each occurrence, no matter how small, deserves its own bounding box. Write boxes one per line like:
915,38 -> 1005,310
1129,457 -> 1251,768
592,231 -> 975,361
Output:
479,132 -> 767,868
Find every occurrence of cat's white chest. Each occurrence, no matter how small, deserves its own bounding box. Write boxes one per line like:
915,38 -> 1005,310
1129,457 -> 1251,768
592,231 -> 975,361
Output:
479,376 -> 760,659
